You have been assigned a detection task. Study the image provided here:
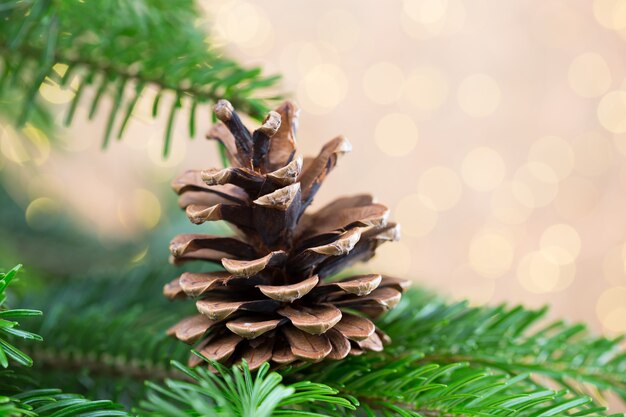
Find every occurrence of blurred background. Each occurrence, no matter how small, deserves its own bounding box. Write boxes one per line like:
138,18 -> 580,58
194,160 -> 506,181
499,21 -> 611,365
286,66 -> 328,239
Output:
1,0 -> 625,335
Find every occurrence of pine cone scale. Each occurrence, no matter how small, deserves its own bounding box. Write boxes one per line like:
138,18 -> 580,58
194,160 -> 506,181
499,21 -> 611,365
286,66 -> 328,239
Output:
196,297 -> 281,321
178,272 -> 232,297
277,304 -> 343,335
256,275 -> 319,302
267,101 -> 298,170
314,274 -> 382,297
221,250 -> 287,277
332,313 -> 376,341
242,337 -> 274,370
282,326 -> 332,361
200,331 -> 243,362
225,316 -> 284,339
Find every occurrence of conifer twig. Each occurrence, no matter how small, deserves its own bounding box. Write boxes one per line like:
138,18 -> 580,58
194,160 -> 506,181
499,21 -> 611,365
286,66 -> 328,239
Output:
0,0 -> 281,155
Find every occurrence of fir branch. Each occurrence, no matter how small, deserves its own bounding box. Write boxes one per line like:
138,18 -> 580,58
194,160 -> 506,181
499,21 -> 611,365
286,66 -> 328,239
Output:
137,359 -> 357,417
0,265 -> 42,368
0,265 -> 129,417
141,357 -> 611,417
292,354 -> 609,417
0,0 -> 281,155
19,266 -> 626,415
377,289 -> 626,404
1,379 -> 129,417
19,262 -> 193,388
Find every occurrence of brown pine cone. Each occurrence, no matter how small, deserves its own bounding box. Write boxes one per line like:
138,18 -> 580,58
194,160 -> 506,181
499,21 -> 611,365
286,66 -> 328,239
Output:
165,99 -> 410,370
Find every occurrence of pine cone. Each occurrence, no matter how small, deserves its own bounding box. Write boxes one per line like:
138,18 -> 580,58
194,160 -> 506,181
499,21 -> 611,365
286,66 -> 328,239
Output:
165,100 -> 410,370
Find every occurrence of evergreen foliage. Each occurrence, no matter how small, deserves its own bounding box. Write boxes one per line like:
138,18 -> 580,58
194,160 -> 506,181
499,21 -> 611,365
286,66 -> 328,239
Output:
293,290 -> 626,416
380,291 -> 626,402
0,0 -> 280,155
139,360 -> 356,417
0,265 -> 129,417
0,265 -> 41,368
11,259 -> 626,416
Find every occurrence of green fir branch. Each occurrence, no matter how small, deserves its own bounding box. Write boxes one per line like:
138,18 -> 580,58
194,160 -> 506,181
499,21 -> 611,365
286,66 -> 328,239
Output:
294,354 -> 610,417
139,357 -> 617,417
20,263 -> 626,416
0,264 -> 130,417
138,359 -> 356,417
2,387 -> 129,417
377,289 -> 626,403
1,368 -> 129,417
0,265 -> 43,368
19,262 -> 193,391
0,0 -> 281,155
14,255 -> 626,415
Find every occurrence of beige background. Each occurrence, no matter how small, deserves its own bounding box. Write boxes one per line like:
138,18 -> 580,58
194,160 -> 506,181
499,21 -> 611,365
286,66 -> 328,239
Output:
2,0 -> 626,336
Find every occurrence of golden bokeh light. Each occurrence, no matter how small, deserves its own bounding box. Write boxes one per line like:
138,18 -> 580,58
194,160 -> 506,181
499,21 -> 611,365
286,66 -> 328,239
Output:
517,250 -> 576,293
117,188 -> 162,231
374,113 -> 419,156
211,0 -> 274,55
280,41 -> 341,77
461,147 -> 506,191
528,136 -> 574,181
25,197 -> 60,231
298,63 -> 348,114
362,62 -> 405,104
395,194 -> 438,237
401,0 -> 465,40
39,64 -> 80,104
468,231 -> 515,279
540,223 -> 581,265
298,42 -> 341,70
133,188 -> 162,230
130,246 -> 150,264
457,74 -> 501,118
593,0 -> 626,30
597,90 -> 626,133
601,306 -> 626,333
1,126 -> 29,164
402,66 -> 449,114
0,124 -> 51,166
417,166 -> 462,211
512,163 -> 559,208
403,0 -> 448,25
596,286 -> 626,333
614,0 -> 626,29
22,125 -> 51,166
567,53 -> 612,98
